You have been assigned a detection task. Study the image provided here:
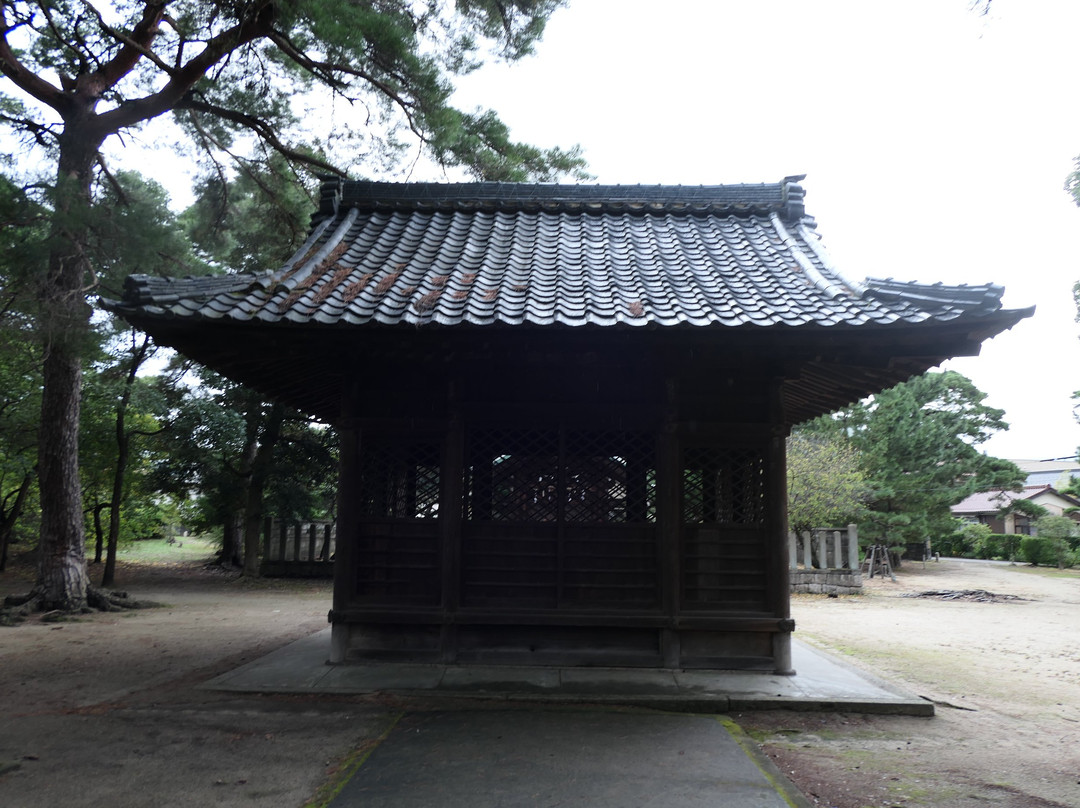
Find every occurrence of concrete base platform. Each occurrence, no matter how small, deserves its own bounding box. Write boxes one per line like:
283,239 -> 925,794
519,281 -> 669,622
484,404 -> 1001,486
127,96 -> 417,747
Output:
204,629 -> 932,716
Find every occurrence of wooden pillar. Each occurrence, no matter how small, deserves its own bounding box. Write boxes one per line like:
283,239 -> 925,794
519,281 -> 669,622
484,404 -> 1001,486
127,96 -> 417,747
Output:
626,451 -> 648,523
658,377 -> 681,668
330,423 -> 360,664
440,413 -> 464,663
767,374 -> 795,674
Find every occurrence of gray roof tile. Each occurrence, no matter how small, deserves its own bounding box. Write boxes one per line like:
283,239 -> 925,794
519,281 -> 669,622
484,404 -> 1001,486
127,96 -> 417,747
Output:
113,179 -> 1023,333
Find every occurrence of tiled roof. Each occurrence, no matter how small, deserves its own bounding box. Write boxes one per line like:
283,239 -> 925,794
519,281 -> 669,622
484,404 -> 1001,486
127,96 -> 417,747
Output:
114,178 -> 1026,332
951,488 -> 1030,514
951,485 -> 1080,515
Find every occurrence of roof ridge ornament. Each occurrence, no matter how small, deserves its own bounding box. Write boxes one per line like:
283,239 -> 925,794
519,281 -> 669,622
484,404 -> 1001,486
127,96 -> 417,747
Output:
317,174 -> 345,218
781,174 -> 807,220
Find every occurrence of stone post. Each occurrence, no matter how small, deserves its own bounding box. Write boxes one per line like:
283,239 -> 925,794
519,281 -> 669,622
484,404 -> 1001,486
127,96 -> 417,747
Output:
846,523 -> 859,570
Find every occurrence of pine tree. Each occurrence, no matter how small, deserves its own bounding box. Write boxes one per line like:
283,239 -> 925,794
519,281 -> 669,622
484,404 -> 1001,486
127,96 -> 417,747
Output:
0,1 -> 585,614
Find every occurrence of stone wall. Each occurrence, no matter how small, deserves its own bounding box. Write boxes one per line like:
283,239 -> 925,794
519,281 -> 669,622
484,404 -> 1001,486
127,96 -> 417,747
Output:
790,568 -> 863,595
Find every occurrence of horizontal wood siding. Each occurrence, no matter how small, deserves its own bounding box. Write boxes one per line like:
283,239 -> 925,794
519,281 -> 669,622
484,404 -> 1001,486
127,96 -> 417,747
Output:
562,525 -> 658,607
462,523 -> 559,608
355,521 -> 441,605
681,527 -> 767,610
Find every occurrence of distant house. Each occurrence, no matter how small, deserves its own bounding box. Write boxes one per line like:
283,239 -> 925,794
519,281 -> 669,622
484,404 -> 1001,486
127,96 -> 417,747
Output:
952,485 -> 1080,535
1012,459 -> 1080,489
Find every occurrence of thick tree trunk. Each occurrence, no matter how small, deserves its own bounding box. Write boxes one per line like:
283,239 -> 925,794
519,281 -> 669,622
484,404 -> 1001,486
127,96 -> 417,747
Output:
221,516 -> 242,567
33,131 -> 101,611
38,338 -> 90,610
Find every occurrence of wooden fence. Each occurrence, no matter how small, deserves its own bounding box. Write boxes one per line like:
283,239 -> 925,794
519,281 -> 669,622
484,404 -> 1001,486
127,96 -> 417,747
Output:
260,519 -> 336,577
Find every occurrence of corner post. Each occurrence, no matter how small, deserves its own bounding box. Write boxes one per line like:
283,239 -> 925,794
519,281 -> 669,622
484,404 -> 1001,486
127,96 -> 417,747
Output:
767,379 -> 795,675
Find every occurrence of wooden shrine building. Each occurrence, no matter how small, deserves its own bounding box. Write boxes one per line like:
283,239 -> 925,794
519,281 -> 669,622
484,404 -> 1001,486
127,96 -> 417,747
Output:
109,178 -> 1030,673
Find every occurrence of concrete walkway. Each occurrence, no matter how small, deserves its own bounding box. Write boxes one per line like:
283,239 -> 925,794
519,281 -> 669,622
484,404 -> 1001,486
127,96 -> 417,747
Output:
200,632 -> 930,808
203,629 -> 932,716
328,709 -> 808,808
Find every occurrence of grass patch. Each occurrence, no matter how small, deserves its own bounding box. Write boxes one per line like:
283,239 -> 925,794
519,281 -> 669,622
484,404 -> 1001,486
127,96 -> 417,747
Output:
1010,564 -> 1080,581
116,537 -> 218,564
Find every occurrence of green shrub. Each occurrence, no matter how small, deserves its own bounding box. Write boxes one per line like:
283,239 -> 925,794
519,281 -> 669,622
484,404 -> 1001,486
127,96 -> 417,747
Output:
974,533 -> 1021,560
1023,516 -> 1080,567
1019,535 -> 1069,567
937,520 -> 990,558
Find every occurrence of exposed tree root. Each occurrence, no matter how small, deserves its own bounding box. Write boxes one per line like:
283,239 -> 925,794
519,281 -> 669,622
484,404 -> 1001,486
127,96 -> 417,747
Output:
2,586 -> 155,625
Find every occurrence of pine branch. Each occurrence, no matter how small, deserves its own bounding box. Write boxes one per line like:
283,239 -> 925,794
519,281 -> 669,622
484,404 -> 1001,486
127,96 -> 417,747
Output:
0,5 -> 69,114
95,2 -> 277,134
266,27 -> 427,142
76,0 -> 175,84
177,95 -> 347,178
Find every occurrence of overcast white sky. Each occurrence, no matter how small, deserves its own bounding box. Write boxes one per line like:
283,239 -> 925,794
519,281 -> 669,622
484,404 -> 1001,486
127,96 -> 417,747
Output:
441,0 -> 1080,461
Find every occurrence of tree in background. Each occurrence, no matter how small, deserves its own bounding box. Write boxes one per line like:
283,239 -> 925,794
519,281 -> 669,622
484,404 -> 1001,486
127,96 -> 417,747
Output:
0,1 -> 585,614
0,177 -> 44,570
147,364 -> 249,565
817,371 -> 1023,547
786,429 -> 868,536
172,162 -> 336,576
147,363 -> 338,574
180,156 -> 316,275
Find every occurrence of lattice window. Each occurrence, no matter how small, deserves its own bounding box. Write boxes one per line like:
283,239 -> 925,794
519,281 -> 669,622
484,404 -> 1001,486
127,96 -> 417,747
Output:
357,440 -> 441,519
467,430 -> 560,522
682,447 -> 765,525
466,429 -> 656,523
564,431 -> 656,523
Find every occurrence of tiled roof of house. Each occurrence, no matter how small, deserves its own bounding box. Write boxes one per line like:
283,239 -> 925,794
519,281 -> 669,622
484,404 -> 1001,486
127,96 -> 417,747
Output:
951,485 -> 1080,515
951,488 -> 1033,514
113,178 -> 1026,331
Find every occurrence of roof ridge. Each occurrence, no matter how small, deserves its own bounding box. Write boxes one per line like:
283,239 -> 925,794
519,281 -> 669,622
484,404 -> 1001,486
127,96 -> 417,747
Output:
317,177 -> 809,220
769,213 -> 849,299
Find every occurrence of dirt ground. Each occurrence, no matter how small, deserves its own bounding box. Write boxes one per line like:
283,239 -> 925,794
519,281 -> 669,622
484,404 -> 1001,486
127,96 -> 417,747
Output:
1,553 -> 1078,807
739,558 -> 1080,808
0,556 -> 394,808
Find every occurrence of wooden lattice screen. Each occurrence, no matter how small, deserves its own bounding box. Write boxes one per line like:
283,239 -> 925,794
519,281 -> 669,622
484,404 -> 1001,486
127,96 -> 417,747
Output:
681,446 -> 768,610
354,437 -> 442,604
463,428 -> 658,609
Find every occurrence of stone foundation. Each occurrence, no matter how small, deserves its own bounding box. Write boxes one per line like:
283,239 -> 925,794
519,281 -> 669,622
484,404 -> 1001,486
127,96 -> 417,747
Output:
790,568 -> 863,595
